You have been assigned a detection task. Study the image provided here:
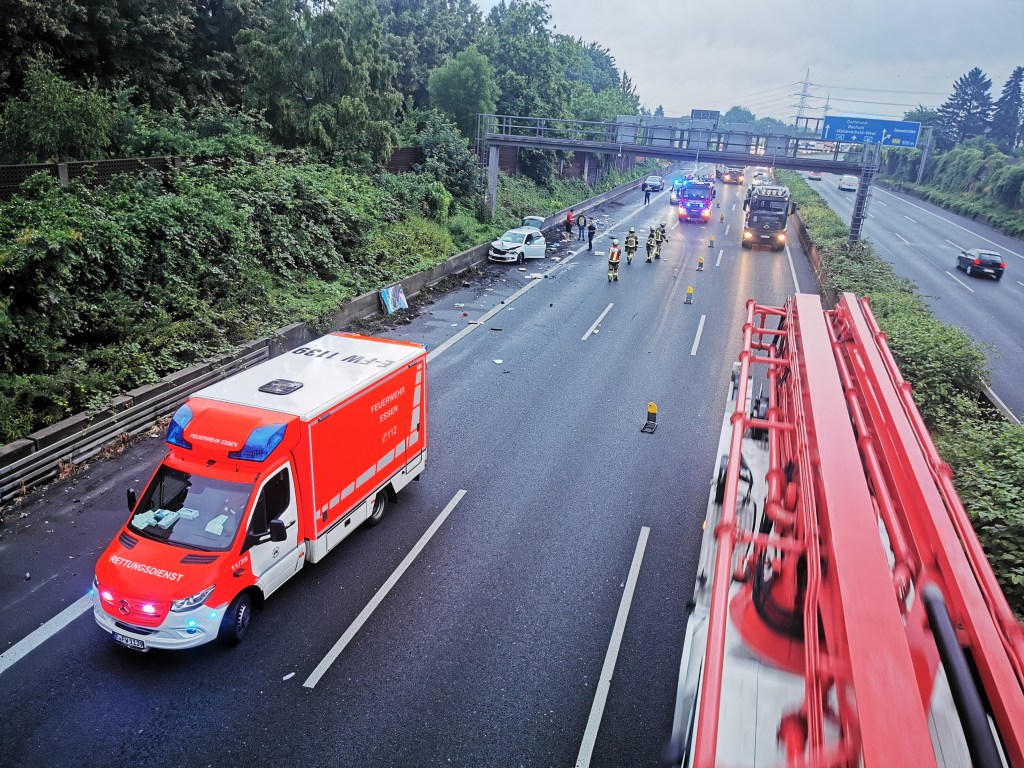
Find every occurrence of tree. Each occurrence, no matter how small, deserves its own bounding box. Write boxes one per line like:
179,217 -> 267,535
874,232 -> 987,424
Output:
480,1 -> 564,119
722,106 -> 756,125
0,56 -> 112,162
654,105 -> 664,117
427,44 -> 498,138
990,66 -> 1023,151
61,0 -> 196,109
936,68 -> 993,150
904,105 -> 939,126
376,0 -> 482,109
413,110 -> 478,199
0,0 -> 85,99
555,36 -> 618,94
239,0 -> 401,166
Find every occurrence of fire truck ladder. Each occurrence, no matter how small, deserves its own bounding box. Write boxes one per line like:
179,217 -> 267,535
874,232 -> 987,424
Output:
692,293 -> 1024,767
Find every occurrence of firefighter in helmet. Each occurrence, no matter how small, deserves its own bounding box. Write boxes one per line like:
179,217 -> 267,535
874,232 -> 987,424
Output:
608,238 -> 621,281
624,227 -> 639,264
654,222 -> 667,259
646,227 -> 657,262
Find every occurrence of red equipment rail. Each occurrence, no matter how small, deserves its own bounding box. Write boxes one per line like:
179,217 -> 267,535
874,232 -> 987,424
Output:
692,293 -> 1024,767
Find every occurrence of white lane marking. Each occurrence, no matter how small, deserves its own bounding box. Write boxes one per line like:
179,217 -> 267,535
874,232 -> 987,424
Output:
869,213 -> 875,219
724,224 -> 730,236
690,315 -> 707,356
1017,280 -> 1024,288
945,271 -> 975,293
903,215 -> 917,224
575,526 -> 650,768
0,595 -> 92,676
715,249 -> 724,268
946,239 -> 965,251
877,200 -> 888,206
874,187 -> 1023,260
303,490 -> 467,689
583,304 -> 614,341
985,385 -> 1021,426
785,245 -> 800,292
894,232 -> 910,245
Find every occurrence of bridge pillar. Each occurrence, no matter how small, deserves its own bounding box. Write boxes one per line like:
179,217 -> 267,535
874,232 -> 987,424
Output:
487,144 -> 500,216
582,153 -> 590,184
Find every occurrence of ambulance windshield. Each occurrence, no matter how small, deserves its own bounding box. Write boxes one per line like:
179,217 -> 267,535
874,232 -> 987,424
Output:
130,466 -> 253,551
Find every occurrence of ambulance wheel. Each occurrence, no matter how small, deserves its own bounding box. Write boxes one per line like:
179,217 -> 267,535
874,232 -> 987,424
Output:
219,591 -> 253,646
365,489 -> 388,527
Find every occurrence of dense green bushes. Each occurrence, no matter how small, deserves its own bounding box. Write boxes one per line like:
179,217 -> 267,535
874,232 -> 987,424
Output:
0,158 -> 454,443
779,170 -> 1024,615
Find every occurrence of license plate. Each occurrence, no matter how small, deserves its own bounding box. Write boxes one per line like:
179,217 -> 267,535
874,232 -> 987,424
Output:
112,631 -> 147,651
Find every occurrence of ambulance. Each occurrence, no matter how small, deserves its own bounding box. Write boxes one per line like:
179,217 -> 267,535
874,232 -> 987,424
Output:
93,333 -> 428,651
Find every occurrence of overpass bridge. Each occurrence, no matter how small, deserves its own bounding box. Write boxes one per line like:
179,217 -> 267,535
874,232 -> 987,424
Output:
478,114 -> 879,242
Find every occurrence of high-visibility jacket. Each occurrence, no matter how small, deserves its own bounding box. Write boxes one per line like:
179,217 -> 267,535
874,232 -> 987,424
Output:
608,245 -> 621,263
646,233 -> 656,250
625,233 -> 639,251
654,228 -> 665,244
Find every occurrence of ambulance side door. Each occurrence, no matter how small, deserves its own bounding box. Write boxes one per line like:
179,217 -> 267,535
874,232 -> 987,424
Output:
244,466 -> 300,598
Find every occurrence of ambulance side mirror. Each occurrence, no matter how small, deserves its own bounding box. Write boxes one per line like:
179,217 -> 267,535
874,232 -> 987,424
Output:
269,518 -> 288,542
126,488 -> 137,512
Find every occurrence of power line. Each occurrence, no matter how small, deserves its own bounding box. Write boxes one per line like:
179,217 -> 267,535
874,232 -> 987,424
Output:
810,82 -> 947,96
804,95 -> 932,108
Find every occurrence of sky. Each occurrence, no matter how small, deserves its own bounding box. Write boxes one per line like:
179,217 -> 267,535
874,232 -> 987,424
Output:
476,0 -> 1024,124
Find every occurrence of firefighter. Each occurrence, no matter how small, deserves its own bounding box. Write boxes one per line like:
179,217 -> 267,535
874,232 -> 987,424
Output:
624,227 -> 639,264
655,222 -> 667,259
645,228 -> 656,262
608,239 -> 621,281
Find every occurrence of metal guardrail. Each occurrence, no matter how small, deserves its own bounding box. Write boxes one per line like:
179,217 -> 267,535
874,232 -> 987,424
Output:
0,344 -> 270,505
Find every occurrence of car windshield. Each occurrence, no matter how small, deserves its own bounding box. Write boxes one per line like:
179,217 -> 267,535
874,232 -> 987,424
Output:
976,251 -> 1002,264
646,177 -> 661,184
684,185 -> 712,199
750,213 -> 786,225
129,465 -> 253,551
498,231 -> 526,244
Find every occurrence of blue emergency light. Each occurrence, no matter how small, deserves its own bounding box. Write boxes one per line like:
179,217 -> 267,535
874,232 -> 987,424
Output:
228,423 -> 287,462
166,404 -> 194,449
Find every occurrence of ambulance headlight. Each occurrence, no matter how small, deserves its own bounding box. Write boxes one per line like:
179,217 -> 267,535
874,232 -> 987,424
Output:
171,586 -> 215,612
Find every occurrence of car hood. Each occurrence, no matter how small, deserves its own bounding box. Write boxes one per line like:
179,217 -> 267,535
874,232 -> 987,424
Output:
96,531 -> 225,599
491,239 -> 525,250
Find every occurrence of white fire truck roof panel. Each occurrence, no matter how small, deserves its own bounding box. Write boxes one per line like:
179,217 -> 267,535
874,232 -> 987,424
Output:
195,334 -> 423,421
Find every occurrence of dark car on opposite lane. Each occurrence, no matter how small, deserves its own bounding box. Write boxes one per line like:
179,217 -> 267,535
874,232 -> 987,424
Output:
956,248 -> 1006,281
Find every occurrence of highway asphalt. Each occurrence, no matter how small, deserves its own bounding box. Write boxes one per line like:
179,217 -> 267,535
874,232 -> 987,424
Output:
0,169 -> 815,767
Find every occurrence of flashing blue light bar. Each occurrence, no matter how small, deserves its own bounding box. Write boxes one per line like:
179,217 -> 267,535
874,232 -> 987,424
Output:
166,404 -> 194,449
228,423 -> 287,462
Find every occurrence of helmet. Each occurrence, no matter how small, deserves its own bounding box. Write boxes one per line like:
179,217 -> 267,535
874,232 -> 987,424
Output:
629,227 -> 635,233
660,222 -> 666,228
612,239 -> 619,245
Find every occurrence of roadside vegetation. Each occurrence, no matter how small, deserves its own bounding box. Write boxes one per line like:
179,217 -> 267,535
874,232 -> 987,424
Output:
779,170 -> 1024,616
